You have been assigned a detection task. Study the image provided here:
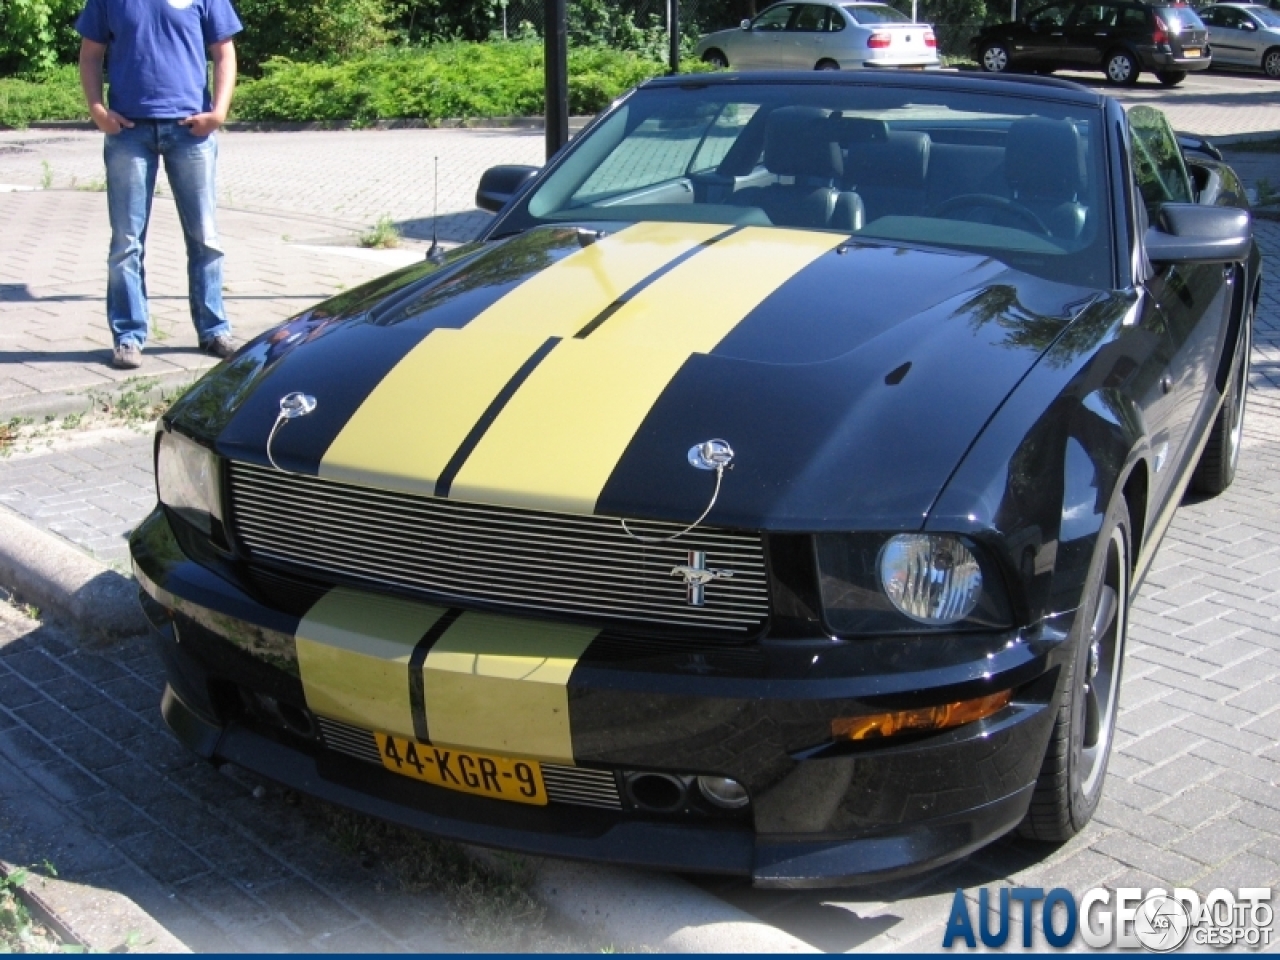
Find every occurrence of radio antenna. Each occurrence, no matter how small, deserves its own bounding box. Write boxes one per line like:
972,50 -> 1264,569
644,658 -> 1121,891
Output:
426,156 -> 444,264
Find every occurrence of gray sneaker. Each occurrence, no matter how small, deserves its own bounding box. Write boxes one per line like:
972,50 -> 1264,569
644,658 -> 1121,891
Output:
200,333 -> 237,359
112,342 -> 143,369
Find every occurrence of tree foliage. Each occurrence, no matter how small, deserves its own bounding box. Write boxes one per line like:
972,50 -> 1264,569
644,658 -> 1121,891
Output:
0,0 -> 82,75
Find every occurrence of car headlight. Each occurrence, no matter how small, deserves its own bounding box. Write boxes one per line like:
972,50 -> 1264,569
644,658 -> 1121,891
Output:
156,429 -> 222,535
815,532 -> 1011,634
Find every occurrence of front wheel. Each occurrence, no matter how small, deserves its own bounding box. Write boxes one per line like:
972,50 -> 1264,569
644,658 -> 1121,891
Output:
1105,49 -> 1140,85
1157,69 -> 1186,86
981,42 -> 1012,73
1020,498 -> 1130,842
702,49 -> 729,68
1191,296 -> 1252,495
1263,46 -> 1280,78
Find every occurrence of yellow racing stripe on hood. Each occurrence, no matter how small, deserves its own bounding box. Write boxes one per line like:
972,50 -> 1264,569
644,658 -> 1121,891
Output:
296,588 -> 447,739
449,227 -> 843,513
317,221 -> 725,493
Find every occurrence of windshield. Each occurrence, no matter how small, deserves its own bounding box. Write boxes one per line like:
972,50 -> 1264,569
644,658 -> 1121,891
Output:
842,4 -> 912,22
498,83 -> 1112,286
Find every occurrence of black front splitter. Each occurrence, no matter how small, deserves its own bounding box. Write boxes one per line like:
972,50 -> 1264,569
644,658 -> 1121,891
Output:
162,684 -> 1033,888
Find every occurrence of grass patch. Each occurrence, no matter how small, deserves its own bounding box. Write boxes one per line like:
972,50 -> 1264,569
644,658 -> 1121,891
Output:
0,868 -> 67,953
359,214 -> 401,248
0,66 -> 86,129
233,41 -> 705,124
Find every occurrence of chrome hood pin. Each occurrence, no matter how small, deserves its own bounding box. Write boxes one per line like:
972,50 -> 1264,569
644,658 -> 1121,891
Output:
621,439 -> 734,545
267,392 -> 317,472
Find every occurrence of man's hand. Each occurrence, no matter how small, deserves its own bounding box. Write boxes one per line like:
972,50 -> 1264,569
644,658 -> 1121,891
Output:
179,111 -> 225,137
89,103 -> 134,135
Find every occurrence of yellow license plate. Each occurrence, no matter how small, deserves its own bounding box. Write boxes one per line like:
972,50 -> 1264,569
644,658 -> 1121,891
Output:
374,732 -> 547,805
1183,47 -> 1201,57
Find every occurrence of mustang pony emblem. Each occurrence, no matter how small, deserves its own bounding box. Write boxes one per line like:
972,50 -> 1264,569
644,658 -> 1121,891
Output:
670,550 -> 735,607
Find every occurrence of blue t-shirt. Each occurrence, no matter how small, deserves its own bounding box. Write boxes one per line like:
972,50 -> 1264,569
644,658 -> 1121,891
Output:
76,0 -> 243,119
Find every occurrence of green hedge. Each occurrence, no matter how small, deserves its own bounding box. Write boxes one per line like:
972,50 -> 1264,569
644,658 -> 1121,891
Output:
233,42 -> 700,124
0,63 -> 83,127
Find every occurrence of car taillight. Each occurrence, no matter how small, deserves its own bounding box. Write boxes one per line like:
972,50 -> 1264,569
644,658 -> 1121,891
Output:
925,29 -> 937,46
868,31 -> 892,48
1153,14 -> 1169,43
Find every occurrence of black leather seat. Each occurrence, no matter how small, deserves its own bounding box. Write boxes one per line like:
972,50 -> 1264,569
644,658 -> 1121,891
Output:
842,119 -> 931,222
732,107 -> 864,232
1005,117 -> 1088,241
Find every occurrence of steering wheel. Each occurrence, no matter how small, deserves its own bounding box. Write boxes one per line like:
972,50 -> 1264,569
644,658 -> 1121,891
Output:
932,193 -> 1052,236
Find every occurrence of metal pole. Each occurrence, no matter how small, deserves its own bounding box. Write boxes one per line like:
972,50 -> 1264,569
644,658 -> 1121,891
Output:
669,0 -> 681,74
544,0 -> 569,160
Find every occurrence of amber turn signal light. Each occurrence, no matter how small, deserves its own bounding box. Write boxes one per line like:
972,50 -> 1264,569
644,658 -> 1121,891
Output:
831,689 -> 1013,741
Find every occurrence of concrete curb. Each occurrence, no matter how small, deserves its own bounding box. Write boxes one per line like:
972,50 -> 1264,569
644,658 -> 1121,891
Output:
0,506 -> 148,643
0,860 -> 188,954
3,368 -> 203,423
0,507 -> 815,953
21,116 -> 594,134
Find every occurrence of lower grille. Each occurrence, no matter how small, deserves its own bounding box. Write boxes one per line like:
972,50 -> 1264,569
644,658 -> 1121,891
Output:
316,717 -> 623,810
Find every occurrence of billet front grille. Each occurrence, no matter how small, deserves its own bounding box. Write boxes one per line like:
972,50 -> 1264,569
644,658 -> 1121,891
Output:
316,717 -> 623,810
227,461 -> 769,633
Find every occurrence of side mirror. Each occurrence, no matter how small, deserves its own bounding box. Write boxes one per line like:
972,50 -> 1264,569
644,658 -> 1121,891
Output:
475,164 -> 539,213
741,18 -> 752,29
1243,20 -> 1258,30
1146,203 -> 1251,264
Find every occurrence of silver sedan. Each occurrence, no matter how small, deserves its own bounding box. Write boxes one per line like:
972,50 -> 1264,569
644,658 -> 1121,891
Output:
695,2 -> 941,71
1201,2 -> 1280,77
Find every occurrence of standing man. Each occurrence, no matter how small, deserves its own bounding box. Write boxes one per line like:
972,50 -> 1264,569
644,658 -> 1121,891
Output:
76,0 -> 242,370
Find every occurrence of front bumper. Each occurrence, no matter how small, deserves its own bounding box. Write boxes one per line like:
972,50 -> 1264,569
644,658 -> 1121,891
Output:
132,507 -> 1071,886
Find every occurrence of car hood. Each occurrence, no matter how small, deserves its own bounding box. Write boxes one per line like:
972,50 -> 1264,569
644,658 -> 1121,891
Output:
174,222 -> 1098,530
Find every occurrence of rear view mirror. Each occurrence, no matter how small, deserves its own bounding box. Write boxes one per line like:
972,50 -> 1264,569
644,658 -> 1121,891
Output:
1146,203 -> 1251,263
475,165 -> 539,213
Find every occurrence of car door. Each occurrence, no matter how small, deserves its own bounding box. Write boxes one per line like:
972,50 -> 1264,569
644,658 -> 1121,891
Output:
787,4 -> 830,66
1130,106 -> 1234,483
1061,1 -> 1119,67
1201,5 -> 1249,63
1012,1 -> 1075,67
738,3 -> 796,68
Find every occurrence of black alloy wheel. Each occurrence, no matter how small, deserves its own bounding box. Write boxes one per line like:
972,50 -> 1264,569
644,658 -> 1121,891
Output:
1192,297 -> 1252,495
1105,49 -> 1140,84
1020,499 -> 1130,842
981,41 -> 1012,72
1263,46 -> 1280,78
1157,69 -> 1187,86
703,49 -> 729,68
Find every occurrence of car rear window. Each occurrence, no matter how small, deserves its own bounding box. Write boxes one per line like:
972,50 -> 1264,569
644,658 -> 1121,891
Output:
842,4 -> 912,22
1156,6 -> 1206,30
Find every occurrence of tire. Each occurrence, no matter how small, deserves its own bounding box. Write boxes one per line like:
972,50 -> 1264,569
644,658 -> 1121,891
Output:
815,58 -> 841,70
1105,49 -> 1140,85
1191,297 -> 1252,496
1263,46 -> 1280,78
702,49 -> 729,68
1156,69 -> 1186,86
980,42 -> 1012,73
1020,498 -> 1130,843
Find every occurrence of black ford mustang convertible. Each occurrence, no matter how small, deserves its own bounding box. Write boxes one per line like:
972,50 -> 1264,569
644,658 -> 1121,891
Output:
131,72 -> 1258,886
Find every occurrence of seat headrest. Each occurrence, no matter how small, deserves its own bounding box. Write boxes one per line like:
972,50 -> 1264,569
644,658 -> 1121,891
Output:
763,107 -> 842,180
1006,117 -> 1086,201
846,131 -> 930,187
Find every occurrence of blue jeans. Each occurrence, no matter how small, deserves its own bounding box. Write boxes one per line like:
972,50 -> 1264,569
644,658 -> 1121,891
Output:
104,120 -> 230,349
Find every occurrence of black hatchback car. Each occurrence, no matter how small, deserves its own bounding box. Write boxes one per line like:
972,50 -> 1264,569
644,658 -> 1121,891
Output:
973,0 -> 1211,84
